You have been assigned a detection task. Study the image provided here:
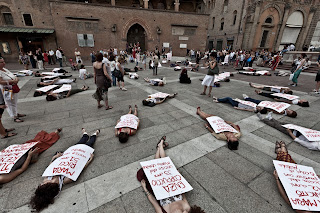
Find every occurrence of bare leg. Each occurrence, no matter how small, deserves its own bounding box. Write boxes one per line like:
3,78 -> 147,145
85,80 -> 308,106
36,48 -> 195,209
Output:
196,107 -> 213,120
134,105 -> 138,116
316,81 -> 320,91
97,100 -> 102,108
249,82 -> 264,89
0,115 -> 6,136
202,86 -> 207,94
208,86 -> 213,96
128,105 -> 132,114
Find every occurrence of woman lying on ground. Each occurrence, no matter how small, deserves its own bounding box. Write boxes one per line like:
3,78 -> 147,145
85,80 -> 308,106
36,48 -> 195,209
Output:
249,82 -> 293,94
115,105 -> 140,143
124,66 -> 143,73
30,128 -> 98,212
144,77 -> 166,86
35,71 -> 72,79
196,107 -> 241,150
273,141 -> 313,213
137,136 -> 205,213
257,113 -> 320,151
142,93 -> 177,107
241,94 -> 297,118
46,85 -> 89,101
238,70 -> 271,76
254,90 -> 309,107
213,96 -> 268,114
0,128 -> 62,184
37,78 -> 76,87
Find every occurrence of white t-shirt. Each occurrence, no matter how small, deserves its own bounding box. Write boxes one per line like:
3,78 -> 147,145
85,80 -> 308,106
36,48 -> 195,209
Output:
110,61 -> 116,72
270,87 -> 281,93
292,99 -> 299,105
79,69 -> 88,80
293,130 -> 320,151
0,68 -> 16,81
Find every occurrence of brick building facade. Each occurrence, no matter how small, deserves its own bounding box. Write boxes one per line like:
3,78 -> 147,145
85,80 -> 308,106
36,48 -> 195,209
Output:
0,0 -> 209,62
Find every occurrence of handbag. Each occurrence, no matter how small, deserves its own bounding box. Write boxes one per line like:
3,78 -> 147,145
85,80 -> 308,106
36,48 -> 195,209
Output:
12,84 -> 20,93
289,73 -> 294,81
113,69 -> 122,78
105,78 -> 112,88
208,64 -> 219,75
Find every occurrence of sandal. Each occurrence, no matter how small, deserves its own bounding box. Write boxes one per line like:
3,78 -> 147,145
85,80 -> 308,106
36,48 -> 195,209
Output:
2,132 -> 17,139
105,106 -> 113,110
275,141 -> 281,154
5,128 -> 15,132
200,92 -> 206,95
17,114 -> 26,117
156,136 -> 169,149
14,118 -> 24,123
97,105 -> 103,109
57,128 -> 62,133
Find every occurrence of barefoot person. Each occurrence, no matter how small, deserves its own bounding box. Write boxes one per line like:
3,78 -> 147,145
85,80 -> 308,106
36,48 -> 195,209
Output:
144,77 -> 166,86
137,136 -> 205,213
30,128 -> 98,212
201,52 -> 219,97
46,85 -> 89,101
0,92 -> 17,138
142,92 -> 177,107
249,82 -> 293,94
196,107 -> 241,150
115,105 -> 140,143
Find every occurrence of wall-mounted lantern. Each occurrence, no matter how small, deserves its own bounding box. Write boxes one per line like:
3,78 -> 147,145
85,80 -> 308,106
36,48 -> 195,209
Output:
111,24 -> 117,32
157,27 -> 161,34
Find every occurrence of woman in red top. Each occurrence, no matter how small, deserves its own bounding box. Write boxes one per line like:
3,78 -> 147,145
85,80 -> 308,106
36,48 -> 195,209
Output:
43,51 -> 49,66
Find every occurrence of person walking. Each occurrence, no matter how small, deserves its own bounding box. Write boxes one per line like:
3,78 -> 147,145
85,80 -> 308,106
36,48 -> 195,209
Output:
201,52 -> 219,97
59,47 -> 67,66
290,53 -> 307,87
56,48 -> 63,67
153,54 -> 159,75
109,55 -> 117,86
115,57 -> 127,91
0,57 -> 26,122
48,49 -> 55,65
28,51 -> 36,69
314,61 -> 320,94
35,49 -> 44,70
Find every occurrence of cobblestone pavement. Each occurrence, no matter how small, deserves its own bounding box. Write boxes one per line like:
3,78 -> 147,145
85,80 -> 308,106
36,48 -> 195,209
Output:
1,58 -> 320,213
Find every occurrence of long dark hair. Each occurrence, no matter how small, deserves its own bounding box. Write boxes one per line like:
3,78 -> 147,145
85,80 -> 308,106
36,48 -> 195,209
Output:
30,183 -> 60,212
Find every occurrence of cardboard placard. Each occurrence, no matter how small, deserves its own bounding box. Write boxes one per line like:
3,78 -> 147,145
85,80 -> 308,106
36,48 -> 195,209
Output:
273,160 -> 320,211
115,114 -> 139,130
234,98 -> 257,108
149,92 -> 171,99
35,85 -> 59,92
52,84 -> 71,94
140,157 -> 193,200
282,124 -> 320,142
42,144 -> 94,181
255,71 -> 270,75
258,101 -> 290,113
0,142 -> 38,174
206,116 -> 238,133
271,93 -> 300,101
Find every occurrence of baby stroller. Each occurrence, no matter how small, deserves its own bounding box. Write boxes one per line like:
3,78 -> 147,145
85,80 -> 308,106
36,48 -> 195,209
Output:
69,58 -> 78,71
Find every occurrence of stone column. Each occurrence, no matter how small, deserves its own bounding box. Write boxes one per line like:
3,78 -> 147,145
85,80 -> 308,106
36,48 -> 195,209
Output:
111,0 -> 115,6
174,0 -> 180,12
274,4 -> 291,51
144,0 -> 149,9
247,1 -> 262,50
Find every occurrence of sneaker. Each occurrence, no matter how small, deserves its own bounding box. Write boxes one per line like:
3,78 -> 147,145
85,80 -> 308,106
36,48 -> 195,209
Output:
122,87 -> 127,91
256,112 -> 263,120
292,84 -> 297,87
162,77 -> 166,85
266,112 -> 273,120
242,94 -> 249,99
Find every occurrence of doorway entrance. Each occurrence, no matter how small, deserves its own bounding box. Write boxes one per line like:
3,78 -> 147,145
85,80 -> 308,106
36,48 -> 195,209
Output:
18,37 -> 44,53
127,24 -> 146,51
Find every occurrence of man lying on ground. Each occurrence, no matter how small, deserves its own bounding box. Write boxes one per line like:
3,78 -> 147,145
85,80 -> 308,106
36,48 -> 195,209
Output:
254,90 -> 309,107
144,77 -> 166,86
37,77 -> 76,87
46,85 -> 88,101
249,82 -> 293,94
238,70 -> 271,76
142,92 -> 177,107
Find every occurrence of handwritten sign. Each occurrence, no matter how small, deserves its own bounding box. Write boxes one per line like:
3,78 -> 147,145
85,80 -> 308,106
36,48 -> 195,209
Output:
255,71 -> 270,75
115,114 -> 139,130
36,85 -> 59,92
272,86 -> 290,90
0,142 -> 38,174
206,116 -> 238,133
282,124 -> 320,142
273,160 -> 320,211
272,93 -> 300,101
234,98 -> 257,108
258,101 -> 290,113
149,92 -> 170,99
52,84 -> 71,94
42,144 -> 94,181
41,72 -> 63,76
140,157 -> 193,200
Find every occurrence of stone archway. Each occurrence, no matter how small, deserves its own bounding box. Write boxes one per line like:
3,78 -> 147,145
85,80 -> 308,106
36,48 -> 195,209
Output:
127,23 -> 146,51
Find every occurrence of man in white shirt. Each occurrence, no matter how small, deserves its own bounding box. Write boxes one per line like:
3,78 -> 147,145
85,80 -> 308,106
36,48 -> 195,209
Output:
56,48 -> 63,67
49,49 -> 55,65
287,129 -> 320,151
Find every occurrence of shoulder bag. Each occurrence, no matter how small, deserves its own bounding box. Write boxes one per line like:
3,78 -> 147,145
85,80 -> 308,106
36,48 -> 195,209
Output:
208,62 -> 219,75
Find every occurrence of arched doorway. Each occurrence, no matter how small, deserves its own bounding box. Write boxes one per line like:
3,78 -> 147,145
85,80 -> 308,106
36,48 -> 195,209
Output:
280,11 -> 304,50
127,24 -> 146,51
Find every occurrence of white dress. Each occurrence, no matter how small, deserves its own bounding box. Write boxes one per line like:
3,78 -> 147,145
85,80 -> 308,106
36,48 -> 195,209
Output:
202,74 -> 215,87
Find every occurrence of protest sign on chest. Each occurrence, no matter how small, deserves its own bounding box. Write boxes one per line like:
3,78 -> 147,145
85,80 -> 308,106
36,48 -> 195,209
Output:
282,124 -> 320,142
0,142 -> 38,174
149,92 -> 170,99
258,101 -> 290,113
206,116 -> 238,133
271,93 -> 300,101
140,157 -> 193,200
115,114 -> 139,130
36,85 -> 59,92
273,160 -> 320,211
52,84 -> 71,94
42,144 -> 94,181
234,98 -> 257,108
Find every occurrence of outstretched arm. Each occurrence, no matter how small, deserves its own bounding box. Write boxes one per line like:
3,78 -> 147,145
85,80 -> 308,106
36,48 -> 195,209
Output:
233,106 -> 255,112
273,170 -> 291,205
286,129 -> 296,140
141,180 -> 162,213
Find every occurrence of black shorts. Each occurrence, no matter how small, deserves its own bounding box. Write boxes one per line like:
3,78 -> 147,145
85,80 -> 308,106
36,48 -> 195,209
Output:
0,108 -> 4,115
117,75 -> 124,82
316,73 -> 320,82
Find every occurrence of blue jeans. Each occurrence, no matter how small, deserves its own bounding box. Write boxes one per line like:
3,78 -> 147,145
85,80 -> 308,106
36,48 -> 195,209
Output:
76,133 -> 96,148
218,97 -> 239,107
111,72 -> 116,86
244,97 -> 261,104
57,58 -> 62,67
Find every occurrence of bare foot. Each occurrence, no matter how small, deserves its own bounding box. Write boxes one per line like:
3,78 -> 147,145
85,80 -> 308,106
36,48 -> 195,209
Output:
82,128 -> 86,134
196,107 -> 201,115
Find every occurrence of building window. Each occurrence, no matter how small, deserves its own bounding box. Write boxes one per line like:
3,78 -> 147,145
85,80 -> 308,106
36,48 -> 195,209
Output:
1,42 -> 11,54
220,18 -> 224,31
223,0 -> 228,13
212,17 -> 215,29
265,17 -> 272,24
3,13 -> 14,25
23,14 -> 33,26
260,30 -> 269,47
77,34 -> 94,47
233,11 -> 237,25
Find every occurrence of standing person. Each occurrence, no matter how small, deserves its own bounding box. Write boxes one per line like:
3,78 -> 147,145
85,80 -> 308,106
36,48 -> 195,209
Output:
115,57 -> 127,91
90,51 -> 96,63
74,48 -> 82,65
48,49 -> 55,65
35,49 -> 44,70
153,54 -> 159,75
28,51 -> 37,69
93,53 -> 113,110
109,55 -> 117,86
270,52 -> 281,71
59,47 -> 67,66
56,48 -> 63,67
136,51 -> 140,66
43,51 -> 49,67
290,53 -> 307,87
314,61 -> 320,94
201,52 -> 219,97
20,51 -> 30,70
0,92 -> 17,138
142,51 -> 147,70
79,64 -> 92,88
0,57 -> 26,122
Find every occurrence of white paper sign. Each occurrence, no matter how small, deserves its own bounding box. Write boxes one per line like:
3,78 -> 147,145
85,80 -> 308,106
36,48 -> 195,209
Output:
255,71 -> 270,75
42,75 -> 58,79
36,85 -> 59,92
42,144 -> 94,181
115,114 -> 139,130
206,116 -> 238,133
282,124 -> 320,142
271,93 -> 300,101
0,142 -> 38,174
258,101 -> 290,113
140,157 -> 193,200
149,92 -> 170,99
52,84 -> 71,94
234,99 -> 257,108
41,72 -> 63,76
273,160 -> 320,211
272,86 -> 290,90
180,44 -> 187,49
163,43 -> 170,48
